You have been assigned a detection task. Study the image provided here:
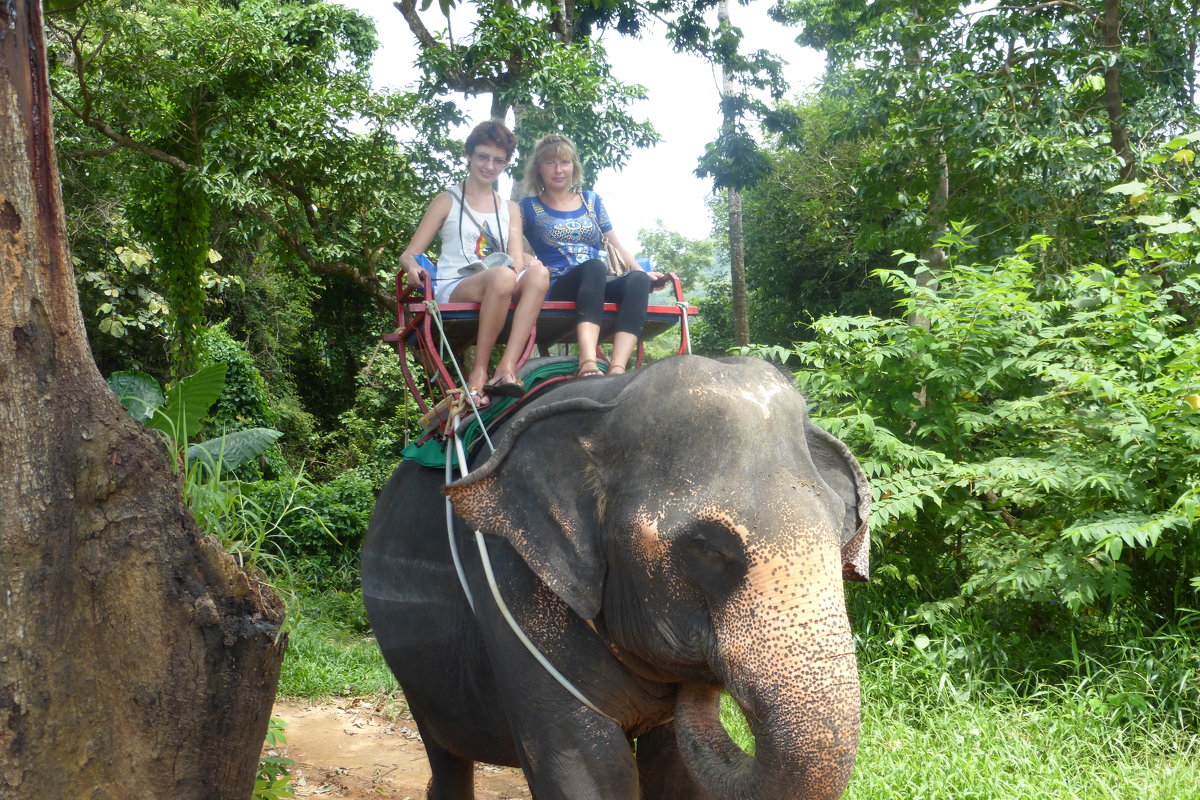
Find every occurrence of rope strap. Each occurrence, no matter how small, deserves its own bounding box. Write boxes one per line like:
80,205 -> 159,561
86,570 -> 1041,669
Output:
444,418 -> 618,724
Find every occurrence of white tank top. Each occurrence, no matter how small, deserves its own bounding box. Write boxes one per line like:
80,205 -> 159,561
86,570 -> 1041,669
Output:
435,186 -> 510,281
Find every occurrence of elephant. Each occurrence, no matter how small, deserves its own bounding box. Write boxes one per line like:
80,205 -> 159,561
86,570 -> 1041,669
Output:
361,355 -> 871,800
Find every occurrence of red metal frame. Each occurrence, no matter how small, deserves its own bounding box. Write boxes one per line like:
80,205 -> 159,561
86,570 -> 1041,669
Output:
382,268 -> 697,439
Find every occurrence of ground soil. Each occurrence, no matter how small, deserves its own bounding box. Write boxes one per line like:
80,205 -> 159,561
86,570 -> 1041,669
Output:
269,697 -> 532,799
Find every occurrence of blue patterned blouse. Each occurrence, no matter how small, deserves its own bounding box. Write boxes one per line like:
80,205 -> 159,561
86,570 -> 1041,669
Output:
520,191 -> 613,280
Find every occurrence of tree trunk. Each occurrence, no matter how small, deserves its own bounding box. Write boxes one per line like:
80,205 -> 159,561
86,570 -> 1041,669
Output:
1,3 -> 286,798
719,0 -> 750,348
1101,0 -> 1135,181
912,146 -> 948,332
728,188 -> 750,347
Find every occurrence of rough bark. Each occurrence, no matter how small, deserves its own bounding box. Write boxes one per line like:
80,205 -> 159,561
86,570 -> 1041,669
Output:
1101,0 -> 1135,181
727,188 -> 750,347
719,0 -> 750,348
1,3 -> 286,798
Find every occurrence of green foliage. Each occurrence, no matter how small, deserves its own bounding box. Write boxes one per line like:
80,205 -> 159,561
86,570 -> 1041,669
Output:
770,0 -> 1200,269
846,666 -> 1200,799
107,362 -> 284,478
254,718 -> 295,800
77,242 -> 169,348
51,0 -> 447,443
758,155 -> 1200,622
277,613 -> 397,698
129,169 -> 212,377
412,0 -> 658,184
242,468 -> 378,589
185,461 -> 322,576
310,346 -> 424,482
150,363 -> 229,447
692,280 -> 735,355
636,221 -> 718,287
737,96 -> 899,345
106,369 -> 164,423
199,326 -> 278,431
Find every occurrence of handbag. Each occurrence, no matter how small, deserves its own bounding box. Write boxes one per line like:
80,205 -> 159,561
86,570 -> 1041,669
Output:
583,193 -> 630,276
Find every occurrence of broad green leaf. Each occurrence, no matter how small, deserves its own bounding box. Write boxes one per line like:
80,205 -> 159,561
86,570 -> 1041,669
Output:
1150,222 -> 1193,235
149,363 -> 228,445
107,370 -> 164,423
1107,181 -> 1148,196
187,427 -> 282,474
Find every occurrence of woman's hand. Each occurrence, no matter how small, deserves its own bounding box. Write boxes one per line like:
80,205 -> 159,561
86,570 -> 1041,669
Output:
402,262 -> 427,287
648,270 -> 671,289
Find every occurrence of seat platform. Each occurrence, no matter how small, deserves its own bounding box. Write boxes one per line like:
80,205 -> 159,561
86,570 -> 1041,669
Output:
382,261 -> 697,440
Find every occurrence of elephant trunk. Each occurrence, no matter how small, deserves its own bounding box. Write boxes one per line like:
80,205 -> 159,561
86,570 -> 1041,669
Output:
674,588 -> 861,800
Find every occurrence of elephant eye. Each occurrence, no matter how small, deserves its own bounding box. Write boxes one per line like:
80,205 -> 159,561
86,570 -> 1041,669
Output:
679,523 -> 746,589
686,537 -> 731,563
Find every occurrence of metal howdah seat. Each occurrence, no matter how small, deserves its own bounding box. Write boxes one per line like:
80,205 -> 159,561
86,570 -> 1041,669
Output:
382,254 -> 698,441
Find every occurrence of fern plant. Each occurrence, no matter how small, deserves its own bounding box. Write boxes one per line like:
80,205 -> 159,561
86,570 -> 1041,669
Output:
758,136 -> 1200,621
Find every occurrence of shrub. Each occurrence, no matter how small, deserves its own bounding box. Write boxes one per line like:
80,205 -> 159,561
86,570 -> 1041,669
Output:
244,467 -> 378,589
757,138 -> 1200,627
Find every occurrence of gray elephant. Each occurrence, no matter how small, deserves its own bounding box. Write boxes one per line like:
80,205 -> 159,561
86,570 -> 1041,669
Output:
361,355 -> 870,800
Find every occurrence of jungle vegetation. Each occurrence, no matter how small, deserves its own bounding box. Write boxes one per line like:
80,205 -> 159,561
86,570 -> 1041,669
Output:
39,0 -> 1199,796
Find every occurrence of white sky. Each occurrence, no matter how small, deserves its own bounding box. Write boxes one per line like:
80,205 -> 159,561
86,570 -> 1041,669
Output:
339,1 -> 825,241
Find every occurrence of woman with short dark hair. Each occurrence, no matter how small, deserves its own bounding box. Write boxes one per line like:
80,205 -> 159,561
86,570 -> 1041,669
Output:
400,120 -> 549,406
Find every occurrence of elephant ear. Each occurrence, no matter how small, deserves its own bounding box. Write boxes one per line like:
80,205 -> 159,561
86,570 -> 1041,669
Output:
804,421 -> 871,582
443,397 -> 614,620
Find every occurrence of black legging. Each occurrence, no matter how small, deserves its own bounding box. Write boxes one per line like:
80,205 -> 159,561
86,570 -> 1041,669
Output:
547,259 -> 651,335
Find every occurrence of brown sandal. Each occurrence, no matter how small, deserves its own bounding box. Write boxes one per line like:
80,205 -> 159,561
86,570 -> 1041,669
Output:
575,359 -> 603,378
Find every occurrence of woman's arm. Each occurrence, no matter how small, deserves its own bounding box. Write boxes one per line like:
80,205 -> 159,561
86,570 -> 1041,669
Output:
505,199 -> 525,272
603,228 -> 670,287
399,192 -> 453,286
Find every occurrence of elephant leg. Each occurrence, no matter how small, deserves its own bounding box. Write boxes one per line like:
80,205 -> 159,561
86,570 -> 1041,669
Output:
419,728 -> 475,800
510,710 -> 638,800
636,723 -> 703,799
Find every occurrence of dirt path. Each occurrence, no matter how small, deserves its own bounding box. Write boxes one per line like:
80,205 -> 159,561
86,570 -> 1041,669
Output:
269,697 -> 531,799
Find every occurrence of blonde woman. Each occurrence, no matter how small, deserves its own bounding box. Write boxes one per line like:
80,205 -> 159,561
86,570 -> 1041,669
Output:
400,120 -> 549,406
520,134 -> 666,377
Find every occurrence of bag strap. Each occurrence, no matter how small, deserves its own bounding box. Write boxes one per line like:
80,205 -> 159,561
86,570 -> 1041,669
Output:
449,184 -> 506,256
581,191 -> 607,246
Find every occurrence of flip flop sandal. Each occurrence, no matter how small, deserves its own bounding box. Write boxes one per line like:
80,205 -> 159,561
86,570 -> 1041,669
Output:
466,387 -> 491,409
484,376 -> 526,398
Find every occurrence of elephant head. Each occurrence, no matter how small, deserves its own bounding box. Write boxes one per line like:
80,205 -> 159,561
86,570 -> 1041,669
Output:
444,355 -> 870,800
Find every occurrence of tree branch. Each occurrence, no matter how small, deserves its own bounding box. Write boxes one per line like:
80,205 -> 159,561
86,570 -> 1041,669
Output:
262,170 -> 320,231
243,205 -> 393,310
394,0 -> 439,50
52,88 -> 195,172
393,0 -> 499,96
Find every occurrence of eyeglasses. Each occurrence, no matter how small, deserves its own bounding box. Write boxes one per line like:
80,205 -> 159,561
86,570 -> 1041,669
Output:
473,153 -> 509,168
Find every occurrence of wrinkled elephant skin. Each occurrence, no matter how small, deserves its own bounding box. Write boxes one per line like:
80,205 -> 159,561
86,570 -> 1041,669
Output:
361,355 -> 871,800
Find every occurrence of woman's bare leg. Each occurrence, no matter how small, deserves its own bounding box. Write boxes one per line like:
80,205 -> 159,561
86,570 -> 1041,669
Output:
575,321 -> 602,374
492,263 -> 550,382
449,268 -> 518,390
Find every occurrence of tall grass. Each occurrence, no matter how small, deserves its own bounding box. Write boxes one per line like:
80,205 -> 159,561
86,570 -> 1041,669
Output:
849,678 -> 1200,799
275,587 -> 397,699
